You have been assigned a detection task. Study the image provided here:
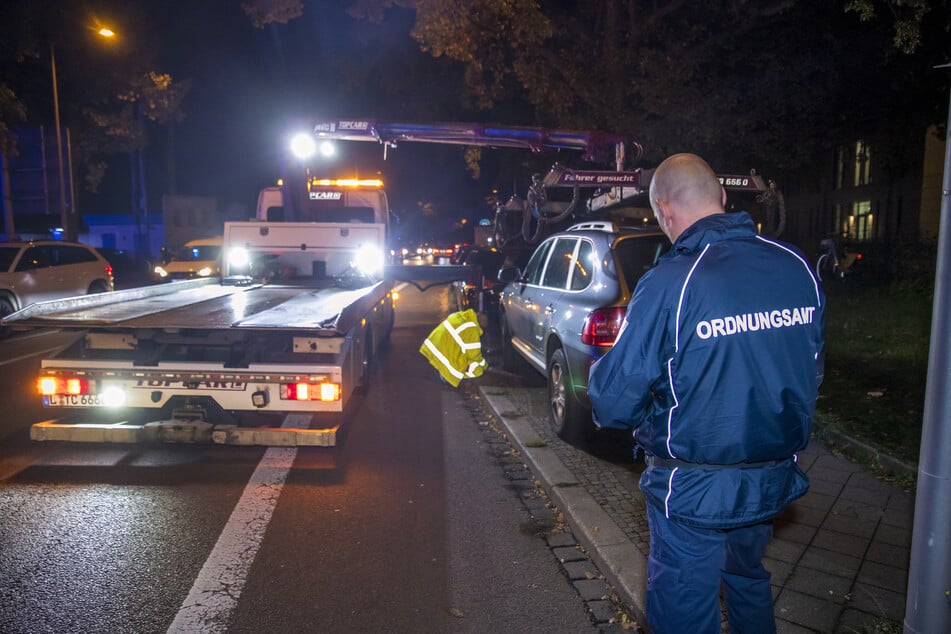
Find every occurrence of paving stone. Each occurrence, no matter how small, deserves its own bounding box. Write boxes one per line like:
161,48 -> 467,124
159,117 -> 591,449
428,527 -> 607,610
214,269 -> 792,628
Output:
848,582 -> 906,623
811,528 -> 871,559
874,523 -> 912,548
775,618 -> 818,633
573,578 -> 609,601
837,607 -> 900,634
784,567 -> 854,604
587,599 -> 616,624
799,547 -> 862,579
839,483 -> 890,507
553,545 -> 587,563
880,504 -> 914,529
773,520 -> 818,544
806,477 -> 845,497
766,538 -> 808,563
830,498 -> 885,523
774,588 -> 841,632
563,559 -> 601,581
764,557 -> 794,586
821,514 -> 878,539
796,491 -> 837,513
779,502 -> 828,527
865,540 -> 910,569
546,532 -> 577,549
856,560 -> 907,594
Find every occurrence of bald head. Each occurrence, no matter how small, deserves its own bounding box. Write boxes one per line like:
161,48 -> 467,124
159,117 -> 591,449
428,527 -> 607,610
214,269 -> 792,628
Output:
649,153 -> 725,242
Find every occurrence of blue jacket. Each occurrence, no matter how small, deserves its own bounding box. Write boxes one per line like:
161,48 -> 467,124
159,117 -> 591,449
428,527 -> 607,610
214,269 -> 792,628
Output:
588,212 -> 824,528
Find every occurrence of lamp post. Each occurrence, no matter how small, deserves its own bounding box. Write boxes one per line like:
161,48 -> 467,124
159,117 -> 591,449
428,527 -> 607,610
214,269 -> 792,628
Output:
49,43 -> 68,239
49,27 -> 115,241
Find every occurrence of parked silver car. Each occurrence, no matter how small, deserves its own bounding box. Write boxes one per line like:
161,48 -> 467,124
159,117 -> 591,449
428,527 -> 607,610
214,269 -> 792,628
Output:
497,221 -> 669,443
0,240 -> 114,325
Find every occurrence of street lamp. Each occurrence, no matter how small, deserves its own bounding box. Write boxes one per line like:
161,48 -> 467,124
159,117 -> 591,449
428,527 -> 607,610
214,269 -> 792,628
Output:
49,27 -> 115,241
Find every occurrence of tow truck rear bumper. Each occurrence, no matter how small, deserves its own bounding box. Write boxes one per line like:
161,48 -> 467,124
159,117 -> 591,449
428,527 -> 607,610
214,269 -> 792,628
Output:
30,417 -> 338,447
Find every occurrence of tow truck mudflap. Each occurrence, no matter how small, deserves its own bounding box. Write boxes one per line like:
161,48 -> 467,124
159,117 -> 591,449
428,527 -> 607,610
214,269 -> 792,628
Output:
30,416 -> 338,447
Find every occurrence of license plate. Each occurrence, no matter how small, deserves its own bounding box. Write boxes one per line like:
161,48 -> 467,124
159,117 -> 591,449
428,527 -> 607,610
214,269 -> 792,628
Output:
46,394 -> 106,407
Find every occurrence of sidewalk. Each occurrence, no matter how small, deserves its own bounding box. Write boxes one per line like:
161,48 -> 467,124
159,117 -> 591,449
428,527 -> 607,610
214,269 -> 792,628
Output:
479,385 -> 914,633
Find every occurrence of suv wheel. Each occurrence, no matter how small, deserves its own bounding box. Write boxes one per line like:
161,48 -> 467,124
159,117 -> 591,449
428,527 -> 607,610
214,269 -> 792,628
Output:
547,347 -> 592,444
88,280 -> 109,294
0,296 -> 14,337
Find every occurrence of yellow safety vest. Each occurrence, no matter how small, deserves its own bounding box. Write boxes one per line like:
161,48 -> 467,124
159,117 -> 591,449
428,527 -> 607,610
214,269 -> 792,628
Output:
419,309 -> 486,387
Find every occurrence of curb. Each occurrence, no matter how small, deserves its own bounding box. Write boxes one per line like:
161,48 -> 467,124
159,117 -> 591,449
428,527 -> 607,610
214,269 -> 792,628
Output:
478,387 -> 649,625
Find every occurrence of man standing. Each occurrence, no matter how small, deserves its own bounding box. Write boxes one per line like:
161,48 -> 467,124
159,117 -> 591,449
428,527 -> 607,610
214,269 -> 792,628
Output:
588,153 -> 824,634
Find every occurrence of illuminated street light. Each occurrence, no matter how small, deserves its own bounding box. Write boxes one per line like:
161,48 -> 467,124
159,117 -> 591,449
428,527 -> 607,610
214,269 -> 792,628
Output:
50,26 -> 117,241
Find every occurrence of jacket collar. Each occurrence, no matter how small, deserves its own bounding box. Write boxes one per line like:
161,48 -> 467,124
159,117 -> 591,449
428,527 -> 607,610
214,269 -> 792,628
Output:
670,211 -> 758,255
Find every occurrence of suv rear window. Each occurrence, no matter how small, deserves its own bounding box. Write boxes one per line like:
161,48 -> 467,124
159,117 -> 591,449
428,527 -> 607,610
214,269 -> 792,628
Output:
614,236 -> 669,291
56,245 -> 99,265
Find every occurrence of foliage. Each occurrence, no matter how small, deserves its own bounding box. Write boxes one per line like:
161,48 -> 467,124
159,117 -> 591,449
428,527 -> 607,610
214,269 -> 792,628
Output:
241,0 -> 304,28
0,82 -> 27,157
400,0 -> 949,172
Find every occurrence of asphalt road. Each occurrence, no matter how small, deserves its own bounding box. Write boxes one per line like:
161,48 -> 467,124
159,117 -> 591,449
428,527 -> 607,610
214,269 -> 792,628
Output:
0,284 -> 601,633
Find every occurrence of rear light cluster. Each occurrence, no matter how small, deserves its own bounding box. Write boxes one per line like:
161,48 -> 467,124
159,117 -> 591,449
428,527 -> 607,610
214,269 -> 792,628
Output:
280,382 -> 340,402
581,307 -> 626,346
38,377 -> 90,396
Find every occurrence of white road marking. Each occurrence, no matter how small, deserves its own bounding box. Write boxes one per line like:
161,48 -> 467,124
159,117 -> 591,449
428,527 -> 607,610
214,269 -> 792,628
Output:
167,414 -> 310,633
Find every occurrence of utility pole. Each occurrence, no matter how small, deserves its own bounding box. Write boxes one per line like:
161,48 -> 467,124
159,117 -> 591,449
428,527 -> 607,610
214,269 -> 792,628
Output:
904,62 -> 951,634
50,43 -> 70,240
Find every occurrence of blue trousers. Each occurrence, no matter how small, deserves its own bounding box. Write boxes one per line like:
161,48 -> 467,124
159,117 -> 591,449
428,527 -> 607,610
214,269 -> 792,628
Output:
645,503 -> 776,634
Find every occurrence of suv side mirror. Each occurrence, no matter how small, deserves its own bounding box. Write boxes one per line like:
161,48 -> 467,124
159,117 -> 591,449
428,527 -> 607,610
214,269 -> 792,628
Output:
497,266 -> 521,285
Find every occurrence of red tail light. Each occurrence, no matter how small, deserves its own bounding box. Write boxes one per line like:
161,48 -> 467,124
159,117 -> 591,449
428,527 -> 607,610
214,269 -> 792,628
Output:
105,264 -> 114,277
581,307 -> 626,346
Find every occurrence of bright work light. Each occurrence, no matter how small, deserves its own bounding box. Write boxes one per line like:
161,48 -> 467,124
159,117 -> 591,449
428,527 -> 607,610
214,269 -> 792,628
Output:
290,133 -> 317,160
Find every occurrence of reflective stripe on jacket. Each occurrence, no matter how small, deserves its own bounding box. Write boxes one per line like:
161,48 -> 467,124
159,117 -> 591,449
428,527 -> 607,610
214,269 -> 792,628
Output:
419,309 -> 486,387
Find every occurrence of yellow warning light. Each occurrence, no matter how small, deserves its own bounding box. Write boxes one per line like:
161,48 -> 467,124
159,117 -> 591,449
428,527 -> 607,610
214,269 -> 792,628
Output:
310,178 -> 383,188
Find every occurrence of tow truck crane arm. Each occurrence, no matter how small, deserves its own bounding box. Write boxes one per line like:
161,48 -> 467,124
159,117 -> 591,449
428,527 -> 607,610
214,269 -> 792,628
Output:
310,119 -> 643,165
302,119 -> 785,244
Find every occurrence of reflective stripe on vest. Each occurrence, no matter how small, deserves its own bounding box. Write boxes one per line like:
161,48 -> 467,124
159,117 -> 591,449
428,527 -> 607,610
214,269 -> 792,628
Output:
422,337 -> 467,381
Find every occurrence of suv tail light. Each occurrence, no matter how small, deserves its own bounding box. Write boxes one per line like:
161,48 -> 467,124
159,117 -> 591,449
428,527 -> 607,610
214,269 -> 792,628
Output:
581,307 -> 626,346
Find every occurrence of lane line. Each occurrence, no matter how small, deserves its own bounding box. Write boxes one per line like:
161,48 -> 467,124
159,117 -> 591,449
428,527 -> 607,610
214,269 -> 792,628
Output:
167,414 -> 309,633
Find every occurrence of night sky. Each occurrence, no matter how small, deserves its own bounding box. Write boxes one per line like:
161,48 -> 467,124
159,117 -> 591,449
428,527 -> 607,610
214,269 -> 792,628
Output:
81,1 -> 532,228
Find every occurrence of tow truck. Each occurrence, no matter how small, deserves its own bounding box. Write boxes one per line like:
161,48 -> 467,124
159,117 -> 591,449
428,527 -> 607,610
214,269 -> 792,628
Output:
3,177 -> 396,447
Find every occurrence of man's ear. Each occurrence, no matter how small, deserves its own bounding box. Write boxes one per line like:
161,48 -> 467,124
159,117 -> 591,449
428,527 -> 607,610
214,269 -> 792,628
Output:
655,199 -> 673,229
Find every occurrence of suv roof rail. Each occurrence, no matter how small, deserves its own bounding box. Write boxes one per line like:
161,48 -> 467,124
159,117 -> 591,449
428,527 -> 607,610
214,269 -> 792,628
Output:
566,220 -> 617,233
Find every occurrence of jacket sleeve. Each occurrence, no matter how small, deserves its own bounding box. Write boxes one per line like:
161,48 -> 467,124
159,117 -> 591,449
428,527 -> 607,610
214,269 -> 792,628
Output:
588,275 -> 670,431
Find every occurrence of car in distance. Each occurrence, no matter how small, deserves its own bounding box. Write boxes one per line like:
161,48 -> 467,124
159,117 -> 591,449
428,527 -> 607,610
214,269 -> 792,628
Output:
0,239 -> 115,325
153,236 -> 222,281
497,221 -> 669,443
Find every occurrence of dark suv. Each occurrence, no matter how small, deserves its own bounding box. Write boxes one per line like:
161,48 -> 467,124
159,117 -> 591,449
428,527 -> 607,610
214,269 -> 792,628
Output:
497,221 -> 669,443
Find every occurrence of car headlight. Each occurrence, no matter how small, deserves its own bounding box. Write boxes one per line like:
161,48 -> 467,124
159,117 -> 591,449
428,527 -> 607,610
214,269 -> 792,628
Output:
198,266 -> 213,277
229,247 -> 251,269
353,245 -> 384,276
154,266 -> 168,278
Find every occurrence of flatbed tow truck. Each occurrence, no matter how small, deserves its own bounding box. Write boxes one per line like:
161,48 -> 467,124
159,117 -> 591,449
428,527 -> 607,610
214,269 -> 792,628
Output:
3,181 -> 396,447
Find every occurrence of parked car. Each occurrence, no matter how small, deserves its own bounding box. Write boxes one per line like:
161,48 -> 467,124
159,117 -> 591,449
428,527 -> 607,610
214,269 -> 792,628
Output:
153,237 -> 222,281
497,221 -> 669,443
0,239 -> 115,328
97,247 -> 154,289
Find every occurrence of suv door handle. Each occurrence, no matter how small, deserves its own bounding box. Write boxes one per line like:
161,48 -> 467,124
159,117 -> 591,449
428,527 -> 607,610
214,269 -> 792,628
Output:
545,304 -> 555,315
